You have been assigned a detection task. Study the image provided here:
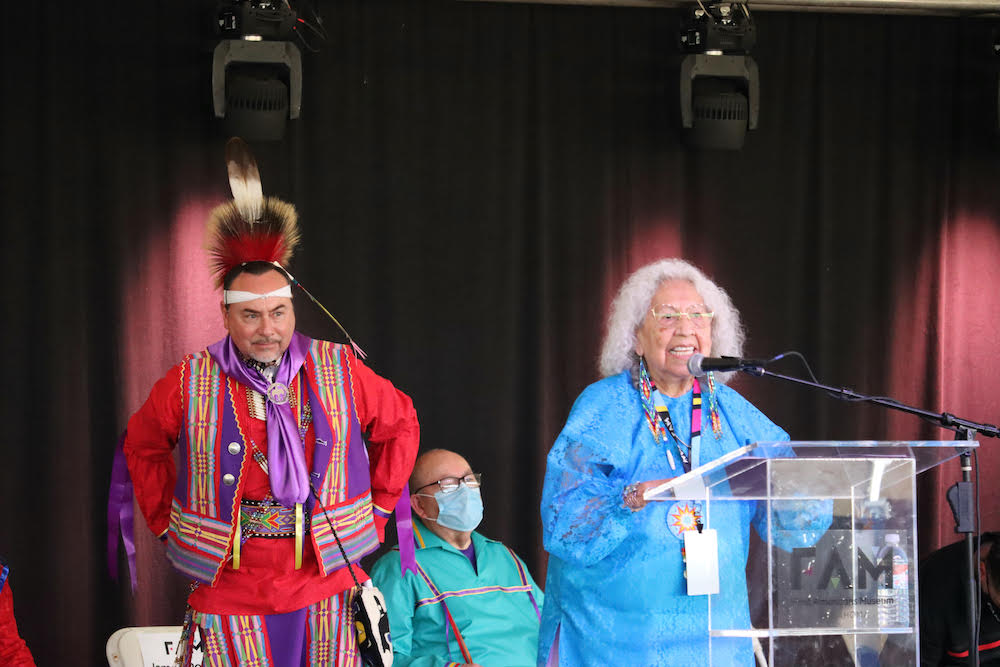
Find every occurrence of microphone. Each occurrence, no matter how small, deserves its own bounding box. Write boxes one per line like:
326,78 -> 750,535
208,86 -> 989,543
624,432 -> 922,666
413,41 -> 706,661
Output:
687,353 -> 771,377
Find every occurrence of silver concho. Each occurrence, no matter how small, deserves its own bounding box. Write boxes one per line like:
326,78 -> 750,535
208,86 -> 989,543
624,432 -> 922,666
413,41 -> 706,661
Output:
266,382 -> 290,405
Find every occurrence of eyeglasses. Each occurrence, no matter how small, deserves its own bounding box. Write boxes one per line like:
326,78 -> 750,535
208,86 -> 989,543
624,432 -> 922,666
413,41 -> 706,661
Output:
417,473 -> 482,495
649,304 -> 714,330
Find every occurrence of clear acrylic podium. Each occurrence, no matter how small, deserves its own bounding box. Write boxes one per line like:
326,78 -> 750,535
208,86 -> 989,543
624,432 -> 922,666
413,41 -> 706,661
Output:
646,441 -> 975,666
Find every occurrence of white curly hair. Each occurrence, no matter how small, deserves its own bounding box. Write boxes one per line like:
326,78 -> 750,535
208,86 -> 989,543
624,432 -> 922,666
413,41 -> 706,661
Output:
598,258 -> 745,384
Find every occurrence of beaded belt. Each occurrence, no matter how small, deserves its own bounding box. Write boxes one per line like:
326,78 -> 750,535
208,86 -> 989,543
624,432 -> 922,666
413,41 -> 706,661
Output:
238,499 -> 308,539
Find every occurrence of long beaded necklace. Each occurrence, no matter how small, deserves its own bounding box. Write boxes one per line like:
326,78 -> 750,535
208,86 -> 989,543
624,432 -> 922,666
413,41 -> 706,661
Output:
638,359 -> 726,580
638,357 -> 722,472
246,384 -> 312,480
656,385 -> 699,470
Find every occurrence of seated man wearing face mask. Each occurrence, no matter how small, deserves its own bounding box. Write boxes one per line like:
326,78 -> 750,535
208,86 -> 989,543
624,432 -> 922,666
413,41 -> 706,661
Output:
370,449 -> 543,667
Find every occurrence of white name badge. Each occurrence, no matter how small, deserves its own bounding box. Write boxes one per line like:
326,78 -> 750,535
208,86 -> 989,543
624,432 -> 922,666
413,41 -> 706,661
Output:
684,528 -> 720,596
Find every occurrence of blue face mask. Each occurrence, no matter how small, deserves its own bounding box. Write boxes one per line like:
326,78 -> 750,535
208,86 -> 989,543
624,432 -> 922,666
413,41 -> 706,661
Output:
428,485 -> 484,532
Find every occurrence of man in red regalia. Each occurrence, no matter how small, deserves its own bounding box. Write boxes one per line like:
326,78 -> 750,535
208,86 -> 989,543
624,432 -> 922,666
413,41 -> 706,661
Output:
121,140 -> 419,666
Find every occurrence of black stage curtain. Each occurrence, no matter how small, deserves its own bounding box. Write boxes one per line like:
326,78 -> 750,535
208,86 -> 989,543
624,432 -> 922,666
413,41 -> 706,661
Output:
1,2 -> 998,663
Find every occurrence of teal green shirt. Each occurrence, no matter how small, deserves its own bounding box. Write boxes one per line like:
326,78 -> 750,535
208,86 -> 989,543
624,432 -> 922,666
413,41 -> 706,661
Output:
370,519 -> 544,667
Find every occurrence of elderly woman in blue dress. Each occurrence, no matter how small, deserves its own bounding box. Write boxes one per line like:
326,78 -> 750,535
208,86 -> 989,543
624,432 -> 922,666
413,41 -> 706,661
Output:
537,258 -> 828,667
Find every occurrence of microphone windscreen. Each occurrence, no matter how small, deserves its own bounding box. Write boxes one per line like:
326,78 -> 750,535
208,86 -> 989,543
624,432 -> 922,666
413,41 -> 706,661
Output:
687,353 -> 707,377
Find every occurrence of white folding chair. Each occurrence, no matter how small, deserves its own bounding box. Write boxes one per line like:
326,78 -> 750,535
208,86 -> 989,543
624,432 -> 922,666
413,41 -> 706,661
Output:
106,626 -> 185,667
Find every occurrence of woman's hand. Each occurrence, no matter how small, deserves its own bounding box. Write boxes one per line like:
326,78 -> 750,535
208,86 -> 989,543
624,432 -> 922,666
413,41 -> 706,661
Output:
623,479 -> 673,511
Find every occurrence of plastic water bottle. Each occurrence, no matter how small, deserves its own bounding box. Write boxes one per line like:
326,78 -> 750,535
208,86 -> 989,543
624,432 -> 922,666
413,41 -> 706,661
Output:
876,533 -> 909,627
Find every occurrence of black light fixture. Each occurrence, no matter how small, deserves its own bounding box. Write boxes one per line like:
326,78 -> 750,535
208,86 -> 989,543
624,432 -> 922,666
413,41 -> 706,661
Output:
212,1 -> 303,142
678,2 -> 758,150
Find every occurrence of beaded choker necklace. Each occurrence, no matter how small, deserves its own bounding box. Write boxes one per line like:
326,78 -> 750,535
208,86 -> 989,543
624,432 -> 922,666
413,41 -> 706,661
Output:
243,356 -> 279,376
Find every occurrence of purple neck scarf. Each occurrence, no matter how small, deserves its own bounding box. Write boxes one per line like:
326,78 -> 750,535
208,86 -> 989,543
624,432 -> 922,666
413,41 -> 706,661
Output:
208,331 -> 312,507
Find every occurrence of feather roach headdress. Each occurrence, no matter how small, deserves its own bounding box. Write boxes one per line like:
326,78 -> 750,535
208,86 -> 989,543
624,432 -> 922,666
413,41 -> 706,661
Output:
205,137 -> 367,358
206,137 -> 301,288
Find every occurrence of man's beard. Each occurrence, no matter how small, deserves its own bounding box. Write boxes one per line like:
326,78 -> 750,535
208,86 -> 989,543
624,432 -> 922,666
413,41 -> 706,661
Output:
242,342 -> 283,368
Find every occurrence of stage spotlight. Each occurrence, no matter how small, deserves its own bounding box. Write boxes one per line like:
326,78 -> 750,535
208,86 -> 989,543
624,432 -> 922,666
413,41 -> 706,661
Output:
678,2 -> 758,150
212,1 -> 302,142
